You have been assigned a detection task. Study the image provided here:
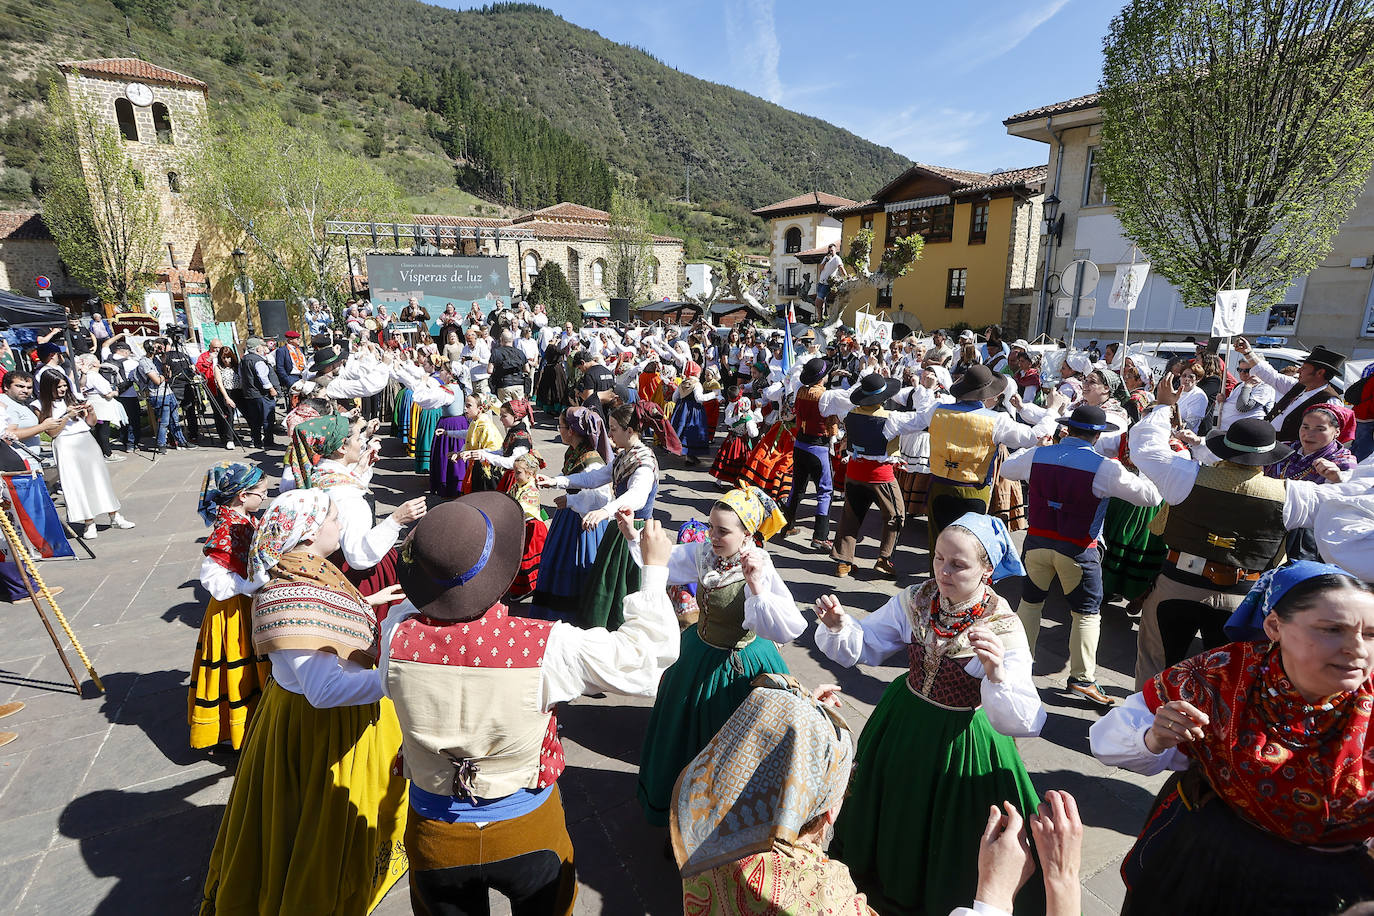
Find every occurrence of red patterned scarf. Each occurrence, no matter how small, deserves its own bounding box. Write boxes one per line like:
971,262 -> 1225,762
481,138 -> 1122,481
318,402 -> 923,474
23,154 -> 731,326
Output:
204,506 -> 257,579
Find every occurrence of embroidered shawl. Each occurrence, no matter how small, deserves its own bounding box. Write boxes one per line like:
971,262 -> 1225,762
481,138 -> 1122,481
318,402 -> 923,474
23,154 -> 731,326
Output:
204,506 -> 257,579
1145,641 -> 1373,845
252,551 -> 379,665
902,579 -> 1024,661
612,442 -> 657,495
561,443 -> 604,476
680,842 -> 875,916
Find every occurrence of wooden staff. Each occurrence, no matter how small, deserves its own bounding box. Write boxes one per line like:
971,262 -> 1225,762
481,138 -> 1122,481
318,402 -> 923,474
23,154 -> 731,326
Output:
0,491 -> 102,695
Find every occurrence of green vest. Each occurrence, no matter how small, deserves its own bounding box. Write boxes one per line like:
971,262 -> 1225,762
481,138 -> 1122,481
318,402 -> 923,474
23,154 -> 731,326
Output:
696,578 -> 754,650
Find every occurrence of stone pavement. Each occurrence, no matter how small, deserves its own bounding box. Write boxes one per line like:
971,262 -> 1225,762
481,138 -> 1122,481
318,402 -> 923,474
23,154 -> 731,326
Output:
0,416 -> 1169,915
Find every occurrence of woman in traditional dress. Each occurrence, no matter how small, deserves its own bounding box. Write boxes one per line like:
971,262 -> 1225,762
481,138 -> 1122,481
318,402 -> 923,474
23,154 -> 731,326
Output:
199,489 -> 409,915
709,389 -> 759,488
1264,403 -> 1357,561
1090,562 -> 1374,915
189,462 -> 270,750
637,360 -> 667,410
813,513 -> 1046,916
891,366 -> 949,523
534,342 -> 569,416
504,452 -> 548,602
537,404 -> 659,631
36,373 -> 134,538
625,485 -> 804,829
458,393 -> 504,493
528,406 -> 612,622
427,363 -> 470,499
462,396 -> 535,491
285,415 -> 426,603
670,363 -> 714,466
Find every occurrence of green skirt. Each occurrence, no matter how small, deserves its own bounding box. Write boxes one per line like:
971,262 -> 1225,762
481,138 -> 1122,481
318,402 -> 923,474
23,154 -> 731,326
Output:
636,626 -> 790,826
832,677 -> 1045,916
1100,498 -> 1165,601
576,527 -> 640,631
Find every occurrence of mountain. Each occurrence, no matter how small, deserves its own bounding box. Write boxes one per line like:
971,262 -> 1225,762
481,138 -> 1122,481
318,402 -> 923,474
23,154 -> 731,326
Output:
0,1 -> 910,252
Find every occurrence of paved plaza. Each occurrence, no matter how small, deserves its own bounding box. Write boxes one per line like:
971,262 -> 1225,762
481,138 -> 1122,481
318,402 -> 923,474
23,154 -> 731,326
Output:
0,417 -> 1169,915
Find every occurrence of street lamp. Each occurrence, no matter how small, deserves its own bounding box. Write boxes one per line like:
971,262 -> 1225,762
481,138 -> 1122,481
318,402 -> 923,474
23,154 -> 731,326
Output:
231,247 -> 255,336
1037,194 -> 1065,337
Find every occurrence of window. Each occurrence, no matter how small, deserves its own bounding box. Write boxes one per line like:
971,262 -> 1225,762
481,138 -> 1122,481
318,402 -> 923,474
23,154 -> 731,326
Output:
592,258 -> 605,289
167,171 -> 181,193
647,256 -> 660,285
861,217 -> 873,231
968,202 -> 989,244
567,248 -> 581,297
784,267 -> 798,296
524,251 -> 539,276
885,204 -> 955,245
1083,147 -> 1110,207
114,98 -> 139,141
946,268 -> 967,308
784,226 -> 802,254
152,102 -> 173,145
878,284 -> 893,308
130,168 -> 145,190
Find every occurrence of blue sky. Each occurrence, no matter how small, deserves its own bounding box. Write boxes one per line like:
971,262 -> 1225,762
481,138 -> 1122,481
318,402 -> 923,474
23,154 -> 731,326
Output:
433,0 -> 1122,175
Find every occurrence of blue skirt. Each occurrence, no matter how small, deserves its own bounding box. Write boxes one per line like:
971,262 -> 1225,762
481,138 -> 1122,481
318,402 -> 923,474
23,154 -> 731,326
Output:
672,399 -> 712,454
526,508 -> 609,621
394,389 -> 414,443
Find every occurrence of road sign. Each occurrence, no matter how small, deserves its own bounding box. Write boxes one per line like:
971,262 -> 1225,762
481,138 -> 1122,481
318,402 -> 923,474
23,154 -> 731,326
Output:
34,276 -> 51,290
1077,297 -> 1096,317
1059,260 -> 1099,297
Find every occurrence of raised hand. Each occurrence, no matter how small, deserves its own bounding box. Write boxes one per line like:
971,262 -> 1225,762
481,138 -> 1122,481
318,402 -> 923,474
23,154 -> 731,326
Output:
1144,699 -> 1209,753
813,594 -> 847,631
967,625 -> 1005,683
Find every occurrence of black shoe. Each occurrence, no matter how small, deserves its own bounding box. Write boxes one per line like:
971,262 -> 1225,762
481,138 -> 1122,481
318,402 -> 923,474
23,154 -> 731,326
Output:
179,441 -> 199,450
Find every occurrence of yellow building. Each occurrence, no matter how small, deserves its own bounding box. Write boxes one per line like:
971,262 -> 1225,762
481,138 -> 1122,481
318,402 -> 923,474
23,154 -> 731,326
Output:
827,163 -> 1046,336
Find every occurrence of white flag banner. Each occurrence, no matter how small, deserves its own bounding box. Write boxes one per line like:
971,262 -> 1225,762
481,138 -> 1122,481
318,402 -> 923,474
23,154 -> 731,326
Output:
1107,262 -> 1151,311
855,310 -> 877,344
874,321 -> 893,347
1212,288 -> 1250,336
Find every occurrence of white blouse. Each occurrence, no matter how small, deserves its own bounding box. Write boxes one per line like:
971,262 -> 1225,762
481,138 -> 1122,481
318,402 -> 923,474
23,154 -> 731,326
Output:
556,458 -> 655,517
626,538 -> 806,644
1088,691 -> 1190,775
269,649 -> 383,708
198,557 -> 267,602
315,459 -> 401,570
814,590 -> 1046,738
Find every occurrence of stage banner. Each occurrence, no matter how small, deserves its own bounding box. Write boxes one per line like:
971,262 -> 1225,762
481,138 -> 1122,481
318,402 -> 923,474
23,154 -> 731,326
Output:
365,254 -> 510,318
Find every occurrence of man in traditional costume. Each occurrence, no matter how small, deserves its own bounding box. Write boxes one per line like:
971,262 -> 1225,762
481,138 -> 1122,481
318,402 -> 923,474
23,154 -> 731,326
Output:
1234,336 -> 1344,442
784,358 -> 838,550
380,496 -> 681,913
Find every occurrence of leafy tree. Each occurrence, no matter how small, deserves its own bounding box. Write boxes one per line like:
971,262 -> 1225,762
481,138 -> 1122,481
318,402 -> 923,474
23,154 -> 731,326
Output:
1098,0 -> 1374,314
187,108 -> 402,312
39,80 -> 164,308
607,176 -> 654,301
528,261 -> 579,329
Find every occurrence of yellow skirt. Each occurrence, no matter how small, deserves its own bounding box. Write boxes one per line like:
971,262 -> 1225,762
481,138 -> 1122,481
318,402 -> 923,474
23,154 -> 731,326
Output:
408,402 -> 422,457
199,680 -> 409,915
188,595 -> 270,750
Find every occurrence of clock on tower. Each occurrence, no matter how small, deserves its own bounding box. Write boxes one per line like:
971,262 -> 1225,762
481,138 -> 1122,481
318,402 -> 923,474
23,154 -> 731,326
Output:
126,82 -> 153,106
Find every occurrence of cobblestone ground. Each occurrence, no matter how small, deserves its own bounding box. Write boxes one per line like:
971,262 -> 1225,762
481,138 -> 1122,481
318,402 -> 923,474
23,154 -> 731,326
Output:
0,415 -> 1167,915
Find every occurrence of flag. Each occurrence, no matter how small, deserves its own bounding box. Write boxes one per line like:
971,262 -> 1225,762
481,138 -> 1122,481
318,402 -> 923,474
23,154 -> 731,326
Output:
4,473 -> 74,560
782,301 -> 796,375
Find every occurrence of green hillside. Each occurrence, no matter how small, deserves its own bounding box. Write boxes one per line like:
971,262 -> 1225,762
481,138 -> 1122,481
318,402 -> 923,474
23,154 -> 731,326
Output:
0,0 -> 909,253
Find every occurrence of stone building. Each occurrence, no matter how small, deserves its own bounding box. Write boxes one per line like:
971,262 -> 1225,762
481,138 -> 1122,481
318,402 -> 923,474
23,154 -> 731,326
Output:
0,212 -> 90,309
408,202 -> 684,302
1006,92 -> 1374,357
752,191 -> 855,315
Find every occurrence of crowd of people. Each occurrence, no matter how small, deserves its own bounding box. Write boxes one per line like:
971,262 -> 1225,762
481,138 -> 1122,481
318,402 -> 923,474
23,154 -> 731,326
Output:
15,297 -> 1373,915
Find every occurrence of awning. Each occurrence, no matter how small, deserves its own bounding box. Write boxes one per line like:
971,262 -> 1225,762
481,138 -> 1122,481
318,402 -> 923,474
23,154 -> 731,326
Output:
635,300 -> 701,315
885,195 -> 950,213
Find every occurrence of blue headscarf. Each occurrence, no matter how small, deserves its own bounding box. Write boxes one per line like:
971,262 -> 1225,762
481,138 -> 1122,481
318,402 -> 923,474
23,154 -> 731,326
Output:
197,462 -> 265,526
944,512 -> 1025,582
1224,560 -> 1358,642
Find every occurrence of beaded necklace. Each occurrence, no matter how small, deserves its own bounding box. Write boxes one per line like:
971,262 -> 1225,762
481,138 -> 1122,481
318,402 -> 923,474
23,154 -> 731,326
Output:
929,587 -> 995,639
1254,646 -> 1351,750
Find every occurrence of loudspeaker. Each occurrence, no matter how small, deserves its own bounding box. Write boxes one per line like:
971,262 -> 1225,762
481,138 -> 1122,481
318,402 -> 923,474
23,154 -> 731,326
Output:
610,297 -> 630,324
256,300 -> 289,339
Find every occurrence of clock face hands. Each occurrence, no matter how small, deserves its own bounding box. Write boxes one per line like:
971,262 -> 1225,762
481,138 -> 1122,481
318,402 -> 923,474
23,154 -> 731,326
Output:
126,82 -> 153,106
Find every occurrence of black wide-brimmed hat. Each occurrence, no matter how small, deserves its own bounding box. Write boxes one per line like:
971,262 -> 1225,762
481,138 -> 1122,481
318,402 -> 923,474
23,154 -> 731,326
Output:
850,372 -> 901,406
949,364 -> 1006,401
800,358 -> 830,386
1205,417 -> 1293,467
397,493 -> 524,621
311,344 -> 345,375
1056,404 -> 1111,432
1303,345 -> 1346,376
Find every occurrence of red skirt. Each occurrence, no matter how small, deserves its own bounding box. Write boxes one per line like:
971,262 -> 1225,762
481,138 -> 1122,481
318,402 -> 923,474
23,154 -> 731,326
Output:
710,435 -> 751,485
739,424 -> 794,504
703,399 -> 721,435
337,545 -> 402,623
508,517 -> 548,600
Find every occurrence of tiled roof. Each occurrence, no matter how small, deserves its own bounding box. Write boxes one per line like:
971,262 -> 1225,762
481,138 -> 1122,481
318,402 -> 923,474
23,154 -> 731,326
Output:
406,212 -> 679,244
827,199 -> 879,217
0,211 -> 52,241
1003,93 -> 1100,125
950,165 -> 1049,196
752,191 -> 858,217
518,202 -> 610,223
871,163 -> 991,202
58,58 -> 208,91
413,214 -> 515,229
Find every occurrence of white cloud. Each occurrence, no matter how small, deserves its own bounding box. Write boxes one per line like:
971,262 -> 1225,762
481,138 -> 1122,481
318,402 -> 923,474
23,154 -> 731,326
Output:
723,0 -> 782,103
940,0 -> 1073,73
863,106 -> 990,163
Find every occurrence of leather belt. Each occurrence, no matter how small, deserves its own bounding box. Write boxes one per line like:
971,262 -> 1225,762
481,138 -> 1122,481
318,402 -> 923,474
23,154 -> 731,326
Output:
796,433 -> 828,446
1167,550 -> 1262,587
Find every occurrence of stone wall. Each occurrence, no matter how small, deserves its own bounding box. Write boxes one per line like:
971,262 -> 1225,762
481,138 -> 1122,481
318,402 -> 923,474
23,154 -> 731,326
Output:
454,237 -> 684,303
62,71 -> 207,272
0,238 -> 88,300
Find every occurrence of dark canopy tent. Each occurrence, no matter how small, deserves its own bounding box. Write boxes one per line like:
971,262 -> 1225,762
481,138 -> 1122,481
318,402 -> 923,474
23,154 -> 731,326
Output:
0,290 -> 67,328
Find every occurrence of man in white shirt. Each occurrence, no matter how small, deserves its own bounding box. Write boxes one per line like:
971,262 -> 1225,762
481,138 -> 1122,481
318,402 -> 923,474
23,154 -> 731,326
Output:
0,371 -> 62,456
814,243 -> 848,321
1216,358 -> 1275,431
1234,336 -> 1343,442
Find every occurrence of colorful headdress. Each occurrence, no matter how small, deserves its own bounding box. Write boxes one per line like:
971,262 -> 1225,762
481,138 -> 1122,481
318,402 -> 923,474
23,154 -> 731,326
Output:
249,489 -> 331,580
1225,560 -> 1358,642
716,485 -> 787,542
196,462 -> 264,526
286,415 -> 352,490
565,406 -> 612,463
1303,402 -> 1356,444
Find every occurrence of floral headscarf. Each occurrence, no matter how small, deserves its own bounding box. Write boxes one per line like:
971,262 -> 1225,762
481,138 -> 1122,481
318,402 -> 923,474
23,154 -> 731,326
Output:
716,485 -> 786,542
672,674 -> 853,877
286,415 -> 352,490
284,402 -> 323,439
249,489 -> 331,580
505,397 -> 531,421
197,461 -> 264,526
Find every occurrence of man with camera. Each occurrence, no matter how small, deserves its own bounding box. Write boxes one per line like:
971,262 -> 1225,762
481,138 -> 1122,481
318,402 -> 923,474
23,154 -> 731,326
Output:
136,339 -> 196,454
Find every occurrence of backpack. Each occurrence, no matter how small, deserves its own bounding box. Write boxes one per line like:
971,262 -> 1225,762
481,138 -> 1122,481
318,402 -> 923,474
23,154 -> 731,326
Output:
99,358 -> 127,393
